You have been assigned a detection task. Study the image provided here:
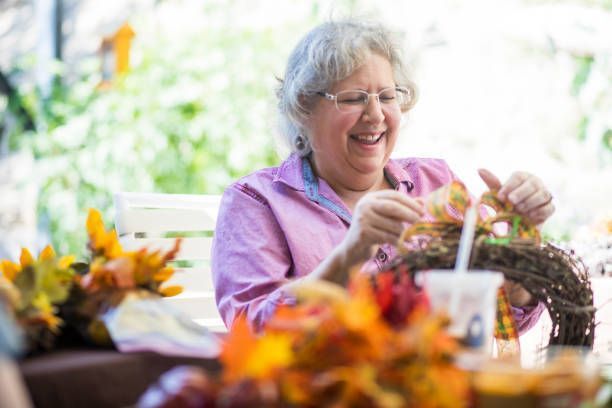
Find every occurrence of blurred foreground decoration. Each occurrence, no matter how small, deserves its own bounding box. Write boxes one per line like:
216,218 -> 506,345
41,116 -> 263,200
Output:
99,22 -> 135,87
0,208 -> 184,352
139,275 -> 605,408
212,276 -> 469,407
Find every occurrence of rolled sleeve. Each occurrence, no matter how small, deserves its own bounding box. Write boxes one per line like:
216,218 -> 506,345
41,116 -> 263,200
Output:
211,183 -> 296,331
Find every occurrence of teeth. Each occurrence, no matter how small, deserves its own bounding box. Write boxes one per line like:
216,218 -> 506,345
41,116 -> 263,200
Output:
354,133 -> 383,144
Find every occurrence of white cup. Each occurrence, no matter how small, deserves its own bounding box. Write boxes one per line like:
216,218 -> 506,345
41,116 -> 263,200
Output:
415,270 -> 504,350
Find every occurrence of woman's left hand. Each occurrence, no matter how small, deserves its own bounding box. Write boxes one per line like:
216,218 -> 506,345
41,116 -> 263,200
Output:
478,168 -> 554,307
478,168 -> 555,225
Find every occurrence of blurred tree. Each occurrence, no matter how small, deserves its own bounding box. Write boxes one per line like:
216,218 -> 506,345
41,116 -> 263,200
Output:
12,25 -> 293,255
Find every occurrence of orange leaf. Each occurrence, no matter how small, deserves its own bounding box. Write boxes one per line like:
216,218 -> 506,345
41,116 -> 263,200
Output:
243,333 -> 293,379
159,285 -> 182,297
153,266 -> 174,282
221,315 -> 258,382
0,260 -> 21,281
39,245 -> 56,261
19,248 -> 34,268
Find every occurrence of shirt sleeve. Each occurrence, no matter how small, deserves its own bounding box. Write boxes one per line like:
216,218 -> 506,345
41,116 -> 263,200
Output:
512,301 -> 546,335
211,183 -> 296,331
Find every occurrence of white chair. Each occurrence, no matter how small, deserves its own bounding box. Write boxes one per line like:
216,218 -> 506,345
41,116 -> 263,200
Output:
113,192 -> 226,332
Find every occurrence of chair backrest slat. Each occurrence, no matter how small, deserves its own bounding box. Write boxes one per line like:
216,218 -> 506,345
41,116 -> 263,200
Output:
168,267 -> 214,292
113,192 -> 225,332
119,208 -> 217,233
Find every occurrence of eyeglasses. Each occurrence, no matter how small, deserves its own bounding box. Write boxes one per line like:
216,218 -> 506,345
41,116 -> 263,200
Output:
317,85 -> 415,113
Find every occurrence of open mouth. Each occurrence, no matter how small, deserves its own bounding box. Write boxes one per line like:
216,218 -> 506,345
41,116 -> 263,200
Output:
350,132 -> 385,145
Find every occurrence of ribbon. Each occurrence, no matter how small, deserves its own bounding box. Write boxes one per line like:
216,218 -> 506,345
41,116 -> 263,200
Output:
399,181 -> 539,357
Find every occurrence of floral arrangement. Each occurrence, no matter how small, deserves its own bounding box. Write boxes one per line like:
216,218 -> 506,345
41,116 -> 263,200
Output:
0,208 -> 182,351
156,271 -> 470,408
0,246 -> 75,349
80,208 -> 182,298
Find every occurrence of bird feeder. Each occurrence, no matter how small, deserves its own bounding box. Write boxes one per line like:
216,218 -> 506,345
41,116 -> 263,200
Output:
99,22 -> 135,87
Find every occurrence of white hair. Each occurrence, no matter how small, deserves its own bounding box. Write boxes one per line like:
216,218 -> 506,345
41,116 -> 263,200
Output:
276,19 -> 417,157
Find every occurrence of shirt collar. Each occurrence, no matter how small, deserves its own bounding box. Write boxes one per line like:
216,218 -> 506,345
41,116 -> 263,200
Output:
273,153 -> 305,190
273,154 -> 414,193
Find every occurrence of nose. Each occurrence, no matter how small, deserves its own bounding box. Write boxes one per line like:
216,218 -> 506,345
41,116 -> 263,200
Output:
362,95 -> 384,123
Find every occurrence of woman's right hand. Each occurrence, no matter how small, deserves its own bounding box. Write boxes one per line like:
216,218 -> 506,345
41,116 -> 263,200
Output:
339,190 -> 424,267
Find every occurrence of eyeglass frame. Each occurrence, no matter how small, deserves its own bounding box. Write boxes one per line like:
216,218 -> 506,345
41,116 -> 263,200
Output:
316,85 -> 415,113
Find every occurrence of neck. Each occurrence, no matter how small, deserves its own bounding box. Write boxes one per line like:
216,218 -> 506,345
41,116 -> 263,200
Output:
308,157 -> 390,211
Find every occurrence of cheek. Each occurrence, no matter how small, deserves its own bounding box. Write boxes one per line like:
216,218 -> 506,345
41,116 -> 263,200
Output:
386,111 -> 401,129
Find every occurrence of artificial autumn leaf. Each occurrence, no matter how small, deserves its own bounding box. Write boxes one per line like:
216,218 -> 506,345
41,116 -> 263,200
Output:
39,245 -> 56,261
57,255 -> 76,270
153,266 -> 174,282
0,260 -> 20,281
221,316 -> 258,382
86,208 -> 123,259
159,285 -> 182,297
243,333 -> 294,380
375,271 -> 394,314
20,248 -> 34,268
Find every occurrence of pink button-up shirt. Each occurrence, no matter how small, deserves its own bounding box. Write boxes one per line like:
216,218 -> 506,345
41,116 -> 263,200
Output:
211,154 -> 544,331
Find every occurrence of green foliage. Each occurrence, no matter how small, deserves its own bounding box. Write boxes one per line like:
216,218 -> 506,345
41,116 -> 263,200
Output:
571,56 -> 594,96
13,25 -> 300,256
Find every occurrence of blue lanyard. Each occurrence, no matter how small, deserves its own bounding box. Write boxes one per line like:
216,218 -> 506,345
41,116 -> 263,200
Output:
301,158 -> 352,224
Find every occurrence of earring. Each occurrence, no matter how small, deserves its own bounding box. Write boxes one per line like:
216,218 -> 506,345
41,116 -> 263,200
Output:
295,135 -> 306,150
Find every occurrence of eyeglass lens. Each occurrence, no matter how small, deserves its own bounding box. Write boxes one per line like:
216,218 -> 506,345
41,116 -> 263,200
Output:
335,87 -> 409,112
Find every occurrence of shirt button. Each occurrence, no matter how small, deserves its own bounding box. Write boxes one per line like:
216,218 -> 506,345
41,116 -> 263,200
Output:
376,250 -> 388,263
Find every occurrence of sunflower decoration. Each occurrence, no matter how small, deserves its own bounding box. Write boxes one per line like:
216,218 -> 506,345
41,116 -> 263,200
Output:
0,246 -> 75,351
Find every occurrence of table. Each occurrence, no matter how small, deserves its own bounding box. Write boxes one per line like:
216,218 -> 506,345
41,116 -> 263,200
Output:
19,348 -> 221,408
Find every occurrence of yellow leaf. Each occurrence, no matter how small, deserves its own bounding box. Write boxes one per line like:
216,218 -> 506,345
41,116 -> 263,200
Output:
39,245 -> 56,261
40,312 -> 62,333
153,266 -> 174,282
86,208 -> 104,238
58,255 -> 76,270
32,293 -> 53,314
243,333 -> 293,379
159,285 -> 182,297
0,260 -> 21,281
105,230 -> 124,258
340,297 -> 380,331
20,248 -> 34,268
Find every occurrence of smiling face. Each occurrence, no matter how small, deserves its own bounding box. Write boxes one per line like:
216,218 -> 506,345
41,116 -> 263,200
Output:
306,53 -> 402,193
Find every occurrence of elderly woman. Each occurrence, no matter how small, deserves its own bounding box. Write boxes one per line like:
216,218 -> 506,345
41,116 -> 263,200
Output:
211,19 -> 553,331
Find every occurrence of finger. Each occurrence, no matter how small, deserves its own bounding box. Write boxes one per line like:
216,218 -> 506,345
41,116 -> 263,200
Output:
361,210 -> 405,237
369,190 -> 425,215
506,178 -> 539,207
526,201 -> 555,225
478,168 -> 502,191
498,172 -> 530,202
514,188 -> 551,214
371,198 -> 423,223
